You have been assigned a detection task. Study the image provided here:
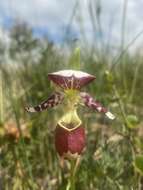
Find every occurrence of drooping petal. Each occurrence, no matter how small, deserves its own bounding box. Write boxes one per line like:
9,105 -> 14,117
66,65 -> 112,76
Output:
48,70 -> 95,90
25,92 -> 64,112
80,92 -> 115,120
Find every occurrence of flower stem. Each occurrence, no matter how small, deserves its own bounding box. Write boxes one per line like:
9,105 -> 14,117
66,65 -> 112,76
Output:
67,156 -> 81,190
70,159 -> 76,190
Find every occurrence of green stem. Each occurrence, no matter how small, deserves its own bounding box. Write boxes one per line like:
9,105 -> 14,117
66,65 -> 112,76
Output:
129,59 -> 141,103
0,70 -> 4,124
67,157 -> 80,190
113,85 -> 127,125
70,159 -> 76,190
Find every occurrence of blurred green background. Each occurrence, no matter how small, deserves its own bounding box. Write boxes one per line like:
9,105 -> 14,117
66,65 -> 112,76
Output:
0,0 -> 143,189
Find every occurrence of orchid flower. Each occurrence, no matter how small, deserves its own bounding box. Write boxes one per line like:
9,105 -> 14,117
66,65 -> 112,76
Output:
26,70 -> 115,158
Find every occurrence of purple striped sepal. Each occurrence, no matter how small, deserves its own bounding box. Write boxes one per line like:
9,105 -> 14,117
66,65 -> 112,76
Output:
48,70 -> 95,90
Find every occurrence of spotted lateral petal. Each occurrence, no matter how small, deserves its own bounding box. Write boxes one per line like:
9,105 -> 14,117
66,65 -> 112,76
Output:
25,92 -> 64,112
80,92 -> 115,120
48,70 -> 95,90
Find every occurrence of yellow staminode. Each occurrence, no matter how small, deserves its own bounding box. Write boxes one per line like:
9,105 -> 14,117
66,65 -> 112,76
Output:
64,89 -> 80,106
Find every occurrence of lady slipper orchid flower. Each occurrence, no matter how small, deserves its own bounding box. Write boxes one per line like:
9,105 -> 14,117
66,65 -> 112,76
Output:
25,69 -> 115,158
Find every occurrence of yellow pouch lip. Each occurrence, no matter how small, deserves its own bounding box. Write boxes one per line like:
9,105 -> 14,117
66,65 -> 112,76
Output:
58,109 -> 82,132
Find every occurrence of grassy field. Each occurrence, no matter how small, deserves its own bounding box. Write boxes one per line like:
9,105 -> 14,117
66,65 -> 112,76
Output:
0,4 -> 143,189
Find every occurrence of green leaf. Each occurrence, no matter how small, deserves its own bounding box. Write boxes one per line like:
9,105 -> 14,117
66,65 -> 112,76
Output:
134,155 -> 143,175
134,137 -> 143,151
126,115 -> 139,129
104,70 -> 114,83
69,47 -> 81,70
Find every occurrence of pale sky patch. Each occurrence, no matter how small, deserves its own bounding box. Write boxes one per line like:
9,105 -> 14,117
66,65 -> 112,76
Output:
0,0 -> 143,51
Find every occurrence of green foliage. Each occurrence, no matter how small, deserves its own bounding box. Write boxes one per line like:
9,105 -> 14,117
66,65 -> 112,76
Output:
69,47 -> 81,70
0,22 -> 143,190
134,155 -> 143,175
126,115 -> 139,129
